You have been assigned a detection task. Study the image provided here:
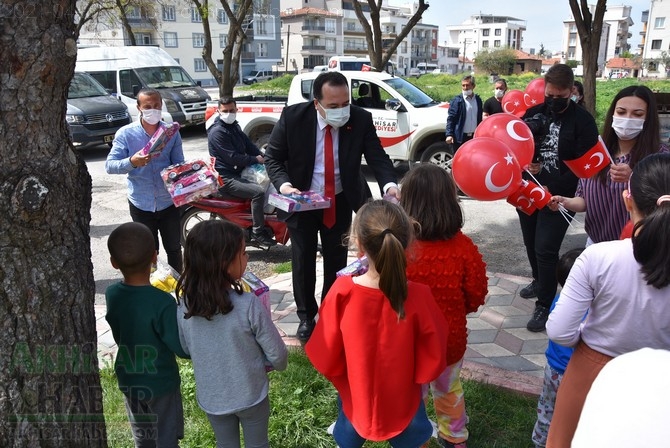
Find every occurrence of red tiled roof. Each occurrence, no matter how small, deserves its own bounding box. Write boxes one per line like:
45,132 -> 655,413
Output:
606,57 -> 639,69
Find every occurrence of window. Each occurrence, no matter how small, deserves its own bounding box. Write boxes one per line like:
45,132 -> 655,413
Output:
482,40 -> 489,48
136,33 -> 152,45
655,17 -> 665,28
254,14 -> 275,40
325,18 -> 336,34
494,40 -> 501,47
126,6 -> 141,19
401,42 -> 407,53
495,28 -> 501,36
219,34 -> 228,48
193,33 -> 205,48
190,7 -> 202,22
652,39 -> 662,50
325,38 -> 336,52
194,59 -> 207,72
164,32 -> 178,48
217,9 -> 228,24
257,42 -> 268,57
119,69 -> 142,98
162,5 -> 175,21
482,28 -> 490,36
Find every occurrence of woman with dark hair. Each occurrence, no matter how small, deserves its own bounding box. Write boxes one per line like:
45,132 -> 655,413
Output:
550,85 -> 668,244
546,153 -> 670,446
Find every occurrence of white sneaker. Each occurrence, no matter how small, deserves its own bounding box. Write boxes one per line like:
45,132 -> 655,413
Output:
429,418 -> 438,438
326,421 -> 336,435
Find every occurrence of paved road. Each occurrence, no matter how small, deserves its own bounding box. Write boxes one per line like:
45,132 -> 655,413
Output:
83,126 -> 587,305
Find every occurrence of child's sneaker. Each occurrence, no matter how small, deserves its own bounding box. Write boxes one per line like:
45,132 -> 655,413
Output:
326,421 -> 336,435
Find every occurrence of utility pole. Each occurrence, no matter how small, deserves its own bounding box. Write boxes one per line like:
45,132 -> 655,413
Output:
462,39 -> 466,72
285,25 -> 290,74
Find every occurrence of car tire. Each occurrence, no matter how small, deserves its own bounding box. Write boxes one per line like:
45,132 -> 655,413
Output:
420,142 -> 453,172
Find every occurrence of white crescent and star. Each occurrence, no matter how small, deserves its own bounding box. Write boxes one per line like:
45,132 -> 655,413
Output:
529,186 -> 546,201
506,121 -> 530,142
589,152 -> 605,168
503,102 -> 515,113
514,195 -> 532,208
485,162 -> 514,193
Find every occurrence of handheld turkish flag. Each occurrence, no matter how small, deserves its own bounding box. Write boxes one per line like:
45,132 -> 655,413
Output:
520,179 -> 552,209
507,181 -> 538,215
361,64 -> 372,71
564,136 -> 612,178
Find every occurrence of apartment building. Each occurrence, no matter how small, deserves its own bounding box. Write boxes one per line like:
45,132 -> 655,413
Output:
280,0 -> 438,74
639,0 -> 670,78
561,4 -> 632,73
77,0 -> 282,86
444,14 -> 526,63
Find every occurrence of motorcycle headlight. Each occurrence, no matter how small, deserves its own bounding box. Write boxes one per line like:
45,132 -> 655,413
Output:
66,114 -> 85,124
164,99 -> 179,113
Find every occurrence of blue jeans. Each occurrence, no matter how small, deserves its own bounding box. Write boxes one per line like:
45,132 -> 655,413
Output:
333,397 -> 432,448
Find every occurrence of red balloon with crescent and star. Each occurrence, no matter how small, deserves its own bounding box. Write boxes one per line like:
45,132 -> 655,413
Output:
474,113 -> 535,169
452,137 -> 523,201
501,90 -> 529,118
524,78 -> 545,108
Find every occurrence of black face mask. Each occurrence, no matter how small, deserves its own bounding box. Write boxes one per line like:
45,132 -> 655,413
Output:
545,96 -> 570,115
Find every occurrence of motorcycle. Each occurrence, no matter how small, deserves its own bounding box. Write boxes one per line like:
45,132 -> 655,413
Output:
180,195 -> 290,250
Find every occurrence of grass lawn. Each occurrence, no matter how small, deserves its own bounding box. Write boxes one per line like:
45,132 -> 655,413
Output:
102,349 -> 538,447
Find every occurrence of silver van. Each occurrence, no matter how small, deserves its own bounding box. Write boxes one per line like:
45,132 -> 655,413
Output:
242,70 -> 274,85
66,72 -> 131,149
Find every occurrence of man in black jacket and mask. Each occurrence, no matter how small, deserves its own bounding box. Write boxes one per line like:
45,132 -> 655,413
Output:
517,64 -> 599,332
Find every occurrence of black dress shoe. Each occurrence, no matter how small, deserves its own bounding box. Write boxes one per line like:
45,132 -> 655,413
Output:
519,280 -> 538,299
297,319 -> 316,342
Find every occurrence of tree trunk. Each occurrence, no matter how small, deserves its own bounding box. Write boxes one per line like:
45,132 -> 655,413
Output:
0,1 -> 105,446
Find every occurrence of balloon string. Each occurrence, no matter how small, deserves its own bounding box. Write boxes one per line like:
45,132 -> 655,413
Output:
524,169 -> 543,189
557,204 -> 583,230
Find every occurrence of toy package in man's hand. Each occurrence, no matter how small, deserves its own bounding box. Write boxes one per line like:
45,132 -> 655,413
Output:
268,191 -> 331,212
141,122 -> 181,157
241,271 -> 270,314
161,159 -> 222,207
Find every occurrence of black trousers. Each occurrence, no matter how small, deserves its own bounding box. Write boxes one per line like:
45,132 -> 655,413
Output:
220,174 -> 266,233
128,202 -> 183,273
287,193 -> 352,322
517,206 -> 574,309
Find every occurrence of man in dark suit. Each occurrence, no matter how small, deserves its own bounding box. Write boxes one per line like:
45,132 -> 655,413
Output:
264,71 -> 399,342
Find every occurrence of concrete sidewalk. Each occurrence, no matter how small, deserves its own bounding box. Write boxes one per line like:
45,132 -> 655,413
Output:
96,256 -> 547,396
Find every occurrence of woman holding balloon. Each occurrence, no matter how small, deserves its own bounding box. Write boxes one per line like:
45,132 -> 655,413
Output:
549,85 -> 668,245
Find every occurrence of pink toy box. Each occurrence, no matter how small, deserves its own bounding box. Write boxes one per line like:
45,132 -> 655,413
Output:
161,159 -> 222,207
268,191 -> 331,212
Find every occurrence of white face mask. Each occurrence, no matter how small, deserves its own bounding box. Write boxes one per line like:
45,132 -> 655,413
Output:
319,103 -> 350,128
494,89 -> 505,99
463,89 -> 473,97
141,109 -> 162,125
612,116 -> 645,140
219,111 -> 237,125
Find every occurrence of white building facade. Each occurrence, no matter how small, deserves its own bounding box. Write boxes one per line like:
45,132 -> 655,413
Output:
640,0 -> 670,77
444,14 -> 526,65
561,4 -> 633,72
77,0 -> 282,86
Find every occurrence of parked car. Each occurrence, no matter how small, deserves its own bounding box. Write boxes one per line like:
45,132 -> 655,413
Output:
66,72 -> 131,149
408,67 -> 422,78
242,70 -> 274,85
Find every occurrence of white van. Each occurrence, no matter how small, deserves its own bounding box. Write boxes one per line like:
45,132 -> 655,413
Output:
328,56 -> 396,74
76,46 -> 211,126
416,62 -> 438,74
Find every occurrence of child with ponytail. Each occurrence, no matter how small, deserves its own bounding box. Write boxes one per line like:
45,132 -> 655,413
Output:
306,200 -> 448,448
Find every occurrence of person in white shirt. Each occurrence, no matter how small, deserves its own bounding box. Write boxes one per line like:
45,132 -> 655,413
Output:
545,152 -> 670,447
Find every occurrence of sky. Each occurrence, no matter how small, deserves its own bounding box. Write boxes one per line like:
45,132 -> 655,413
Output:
403,0 -> 653,54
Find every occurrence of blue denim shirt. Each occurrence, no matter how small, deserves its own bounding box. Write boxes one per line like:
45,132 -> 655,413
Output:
106,121 -> 184,212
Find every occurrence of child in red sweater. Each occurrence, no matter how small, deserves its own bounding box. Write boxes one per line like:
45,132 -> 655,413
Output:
306,200 -> 448,448
401,164 -> 488,448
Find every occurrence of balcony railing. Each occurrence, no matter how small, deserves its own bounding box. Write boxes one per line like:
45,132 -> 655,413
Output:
241,51 -> 255,63
302,25 -> 326,32
302,44 -> 326,51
